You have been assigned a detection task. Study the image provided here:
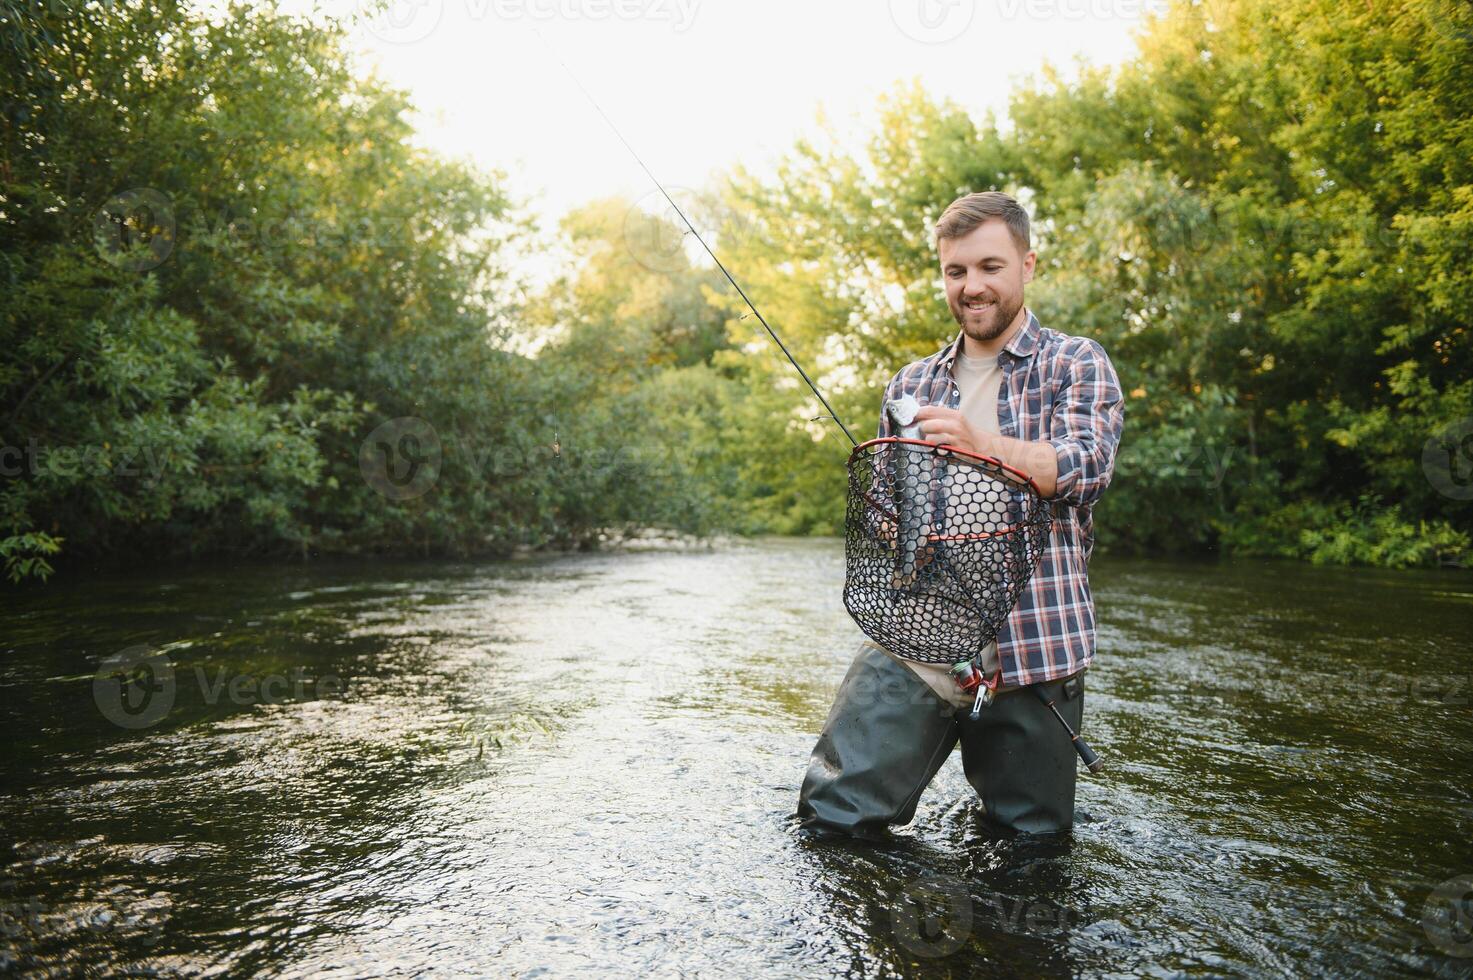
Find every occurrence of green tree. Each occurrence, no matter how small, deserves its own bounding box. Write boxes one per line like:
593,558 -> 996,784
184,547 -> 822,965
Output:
1,0 -> 549,578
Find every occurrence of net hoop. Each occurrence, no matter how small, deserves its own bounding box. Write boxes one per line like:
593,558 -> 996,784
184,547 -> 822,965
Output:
842,437 -> 1054,665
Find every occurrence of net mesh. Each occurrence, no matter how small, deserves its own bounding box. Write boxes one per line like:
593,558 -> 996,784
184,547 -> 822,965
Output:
843,439 -> 1054,665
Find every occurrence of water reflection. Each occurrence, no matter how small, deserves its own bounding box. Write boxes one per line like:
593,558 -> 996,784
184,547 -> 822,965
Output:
1,540 -> 1470,975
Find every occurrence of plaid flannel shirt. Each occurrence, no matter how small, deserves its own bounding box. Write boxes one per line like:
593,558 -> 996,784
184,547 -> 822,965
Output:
877,308 -> 1124,687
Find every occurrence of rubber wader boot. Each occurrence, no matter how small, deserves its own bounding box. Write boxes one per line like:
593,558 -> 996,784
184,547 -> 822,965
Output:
957,671 -> 1084,835
796,641 -> 960,837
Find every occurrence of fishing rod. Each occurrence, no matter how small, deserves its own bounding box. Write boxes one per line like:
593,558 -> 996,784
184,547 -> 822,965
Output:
539,35 -> 856,448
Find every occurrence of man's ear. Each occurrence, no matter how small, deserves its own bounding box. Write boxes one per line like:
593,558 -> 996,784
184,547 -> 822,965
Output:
1022,249 -> 1037,285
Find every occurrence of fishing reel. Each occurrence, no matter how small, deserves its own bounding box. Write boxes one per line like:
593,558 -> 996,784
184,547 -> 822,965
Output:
949,657 -> 996,719
950,658 -> 1104,773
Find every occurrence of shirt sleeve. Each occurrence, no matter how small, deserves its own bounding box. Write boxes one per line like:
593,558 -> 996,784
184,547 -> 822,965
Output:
1047,339 -> 1124,508
876,372 -> 902,439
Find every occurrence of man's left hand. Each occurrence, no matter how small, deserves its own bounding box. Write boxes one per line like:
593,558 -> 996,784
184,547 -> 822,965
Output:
914,405 -> 991,457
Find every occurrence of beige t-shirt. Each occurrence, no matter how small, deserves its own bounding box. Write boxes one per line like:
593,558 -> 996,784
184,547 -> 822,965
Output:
884,347 -> 1007,710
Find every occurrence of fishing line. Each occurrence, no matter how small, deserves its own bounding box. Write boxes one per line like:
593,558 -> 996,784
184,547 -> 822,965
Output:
536,29 -> 857,448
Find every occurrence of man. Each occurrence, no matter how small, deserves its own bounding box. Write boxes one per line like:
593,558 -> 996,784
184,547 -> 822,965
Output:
796,191 -> 1124,838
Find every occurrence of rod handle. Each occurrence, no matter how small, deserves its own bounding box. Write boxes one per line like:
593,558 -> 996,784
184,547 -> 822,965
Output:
1031,684 -> 1105,774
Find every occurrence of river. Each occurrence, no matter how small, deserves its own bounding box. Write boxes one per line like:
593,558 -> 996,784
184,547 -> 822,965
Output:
2,539 -> 1470,976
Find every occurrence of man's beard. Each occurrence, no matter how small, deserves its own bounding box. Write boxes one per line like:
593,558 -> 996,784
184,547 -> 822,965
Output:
954,292 -> 1023,343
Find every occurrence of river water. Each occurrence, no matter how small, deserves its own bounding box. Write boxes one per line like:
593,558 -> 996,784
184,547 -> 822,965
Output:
2,539 -> 1470,977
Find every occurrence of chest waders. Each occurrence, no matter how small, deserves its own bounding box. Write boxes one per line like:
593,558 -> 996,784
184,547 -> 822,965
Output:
796,641 -> 1089,838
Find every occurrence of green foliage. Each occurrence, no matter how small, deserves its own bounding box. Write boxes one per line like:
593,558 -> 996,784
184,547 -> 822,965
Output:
631,0 -> 1473,569
0,0 -> 678,579
4,0 -> 1469,579
0,530 -> 62,583
1009,0 -> 1473,566
1220,496 -> 1470,568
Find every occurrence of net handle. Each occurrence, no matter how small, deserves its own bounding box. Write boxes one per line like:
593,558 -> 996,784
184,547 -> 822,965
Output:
851,436 -> 1045,496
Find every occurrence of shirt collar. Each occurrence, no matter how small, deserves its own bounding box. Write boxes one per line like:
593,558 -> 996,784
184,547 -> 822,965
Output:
1003,307 -> 1042,359
938,307 -> 1041,371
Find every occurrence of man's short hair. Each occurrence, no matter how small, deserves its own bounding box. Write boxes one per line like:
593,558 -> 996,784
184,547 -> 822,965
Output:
934,191 -> 1031,256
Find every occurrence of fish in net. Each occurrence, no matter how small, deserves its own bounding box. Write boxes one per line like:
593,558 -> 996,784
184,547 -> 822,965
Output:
843,395 -> 1054,667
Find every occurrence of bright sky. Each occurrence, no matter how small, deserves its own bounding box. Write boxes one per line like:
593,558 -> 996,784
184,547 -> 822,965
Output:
285,0 -> 1165,246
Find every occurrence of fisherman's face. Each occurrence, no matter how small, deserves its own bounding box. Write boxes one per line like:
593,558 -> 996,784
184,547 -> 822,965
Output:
938,219 -> 1036,344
